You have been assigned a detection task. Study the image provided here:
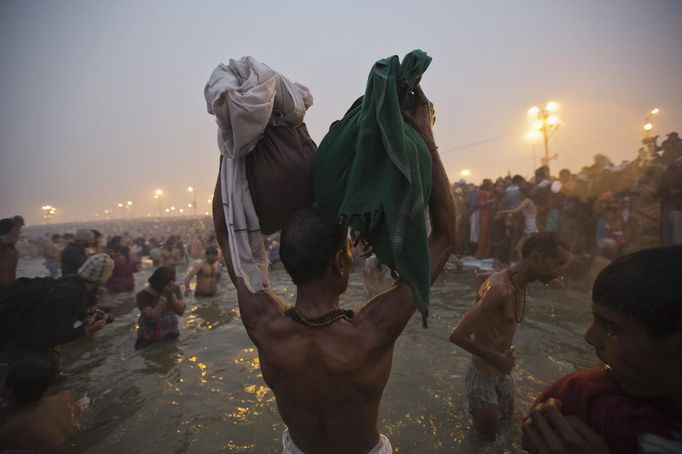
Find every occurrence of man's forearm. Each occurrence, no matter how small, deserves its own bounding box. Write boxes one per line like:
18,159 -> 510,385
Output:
449,330 -> 502,366
426,141 -> 456,284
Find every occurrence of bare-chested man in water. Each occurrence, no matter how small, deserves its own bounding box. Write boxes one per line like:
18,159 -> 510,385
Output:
0,358 -> 80,451
214,88 -> 455,454
449,232 -> 569,440
184,246 -> 221,297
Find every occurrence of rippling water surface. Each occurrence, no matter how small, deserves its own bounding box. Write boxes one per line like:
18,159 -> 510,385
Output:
14,258 -> 596,453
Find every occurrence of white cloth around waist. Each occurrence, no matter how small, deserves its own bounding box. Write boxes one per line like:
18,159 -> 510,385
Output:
282,429 -> 392,454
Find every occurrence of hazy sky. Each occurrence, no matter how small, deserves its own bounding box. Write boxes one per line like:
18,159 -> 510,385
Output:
1,0 -> 681,224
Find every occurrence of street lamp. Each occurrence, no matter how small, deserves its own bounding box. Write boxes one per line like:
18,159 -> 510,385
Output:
528,101 -> 561,175
188,186 -> 197,216
643,107 -> 660,139
154,189 -> 163,216
41,205 -> 56,223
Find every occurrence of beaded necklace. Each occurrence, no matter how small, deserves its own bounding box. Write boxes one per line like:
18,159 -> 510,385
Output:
284,307 -> 355,327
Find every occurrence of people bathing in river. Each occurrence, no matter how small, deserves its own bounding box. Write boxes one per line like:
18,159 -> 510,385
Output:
213,87 -> 455,454
183,246 -> 221,297
135,266 -> 186,349
449,233 -> 570,440
523,246 -> 682,454
60,228 -> 94,276
0,357 -> 81,451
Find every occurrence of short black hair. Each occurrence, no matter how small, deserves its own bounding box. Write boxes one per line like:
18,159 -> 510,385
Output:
521,232 -> 568,259
593,246 -> 682,339
512,174 -> 525,185
6,358 -> 53,404
280,207 -> 347,285
148,266 -> 176,293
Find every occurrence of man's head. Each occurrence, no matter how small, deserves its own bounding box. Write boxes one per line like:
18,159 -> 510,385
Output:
75,228 -> 94,247
51,233 -> 61,243
586,246 -> 682,399
149,266 -> 176,293
205,246 -> 219,263
511,174 -> 525,186
0,216 -> 24,245
280,207 -> 350,291
6,357 -> 53,405
521,233 -> 570,284
78,253 -> 115,287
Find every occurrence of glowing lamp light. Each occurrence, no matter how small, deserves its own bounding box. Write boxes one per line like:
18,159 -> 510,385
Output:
179,208 -> 184,213
127,201 -> 133,206
546,101 -> 559,112
170,206 -> 176,211
528,106 -> 540,116
547,115 -> 559,126
650,108 -> 660,115
155,189 -> 163,197
187,186 -> 194,193
117,203 -> 123,208
460,169 -> 471,177
165,208 -> 170,213
644,123 -> 653,131
188,203 -> 192,208
533,120 -> 543,130
527,130 -> 542,140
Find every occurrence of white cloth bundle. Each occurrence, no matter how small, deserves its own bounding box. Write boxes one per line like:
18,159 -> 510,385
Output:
204,56 -> 313,292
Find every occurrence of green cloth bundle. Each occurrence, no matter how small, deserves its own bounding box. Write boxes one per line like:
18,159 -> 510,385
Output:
313,50 -> 433,324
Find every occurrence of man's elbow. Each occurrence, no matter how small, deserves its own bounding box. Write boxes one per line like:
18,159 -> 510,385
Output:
449,329 -> 465,346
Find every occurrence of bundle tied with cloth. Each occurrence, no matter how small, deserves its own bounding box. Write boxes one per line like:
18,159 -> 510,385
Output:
205,57 -> 316,293
313,50 -> 434,326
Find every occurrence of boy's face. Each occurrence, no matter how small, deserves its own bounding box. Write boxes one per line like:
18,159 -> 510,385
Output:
585,304 -> 682,399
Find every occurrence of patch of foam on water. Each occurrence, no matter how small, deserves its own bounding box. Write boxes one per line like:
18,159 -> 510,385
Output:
78,393 -> 90,410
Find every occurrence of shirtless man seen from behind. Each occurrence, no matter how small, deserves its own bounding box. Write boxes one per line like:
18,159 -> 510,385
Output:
214,88 -> 455,454
0,358 -> 80,451
184,246 -> 221,297
449,232 -> 569,440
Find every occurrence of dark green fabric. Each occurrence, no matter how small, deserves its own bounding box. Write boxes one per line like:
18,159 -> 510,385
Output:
313,50 -> 433,321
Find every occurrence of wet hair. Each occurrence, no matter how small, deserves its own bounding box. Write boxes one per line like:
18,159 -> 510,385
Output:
148,266 -> 176,293
205,246 -> 218,256
521,232 -> 568,259
593,246 -> 682,339
6,358 -> 53,404
280,207 -> 347,285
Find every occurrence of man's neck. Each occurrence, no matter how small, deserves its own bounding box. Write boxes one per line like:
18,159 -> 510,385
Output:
508,261 -> 534,288
295,281 -> 340,318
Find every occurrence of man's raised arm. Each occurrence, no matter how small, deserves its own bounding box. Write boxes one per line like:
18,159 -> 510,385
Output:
212,166 -> 279,333
359,88 -> 456,340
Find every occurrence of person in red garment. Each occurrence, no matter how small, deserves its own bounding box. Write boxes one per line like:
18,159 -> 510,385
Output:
214,88 -> 455,454
522,246 -> 682,454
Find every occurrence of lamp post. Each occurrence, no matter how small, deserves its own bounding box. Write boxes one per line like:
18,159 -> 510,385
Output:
154,189 -> 163,216
41,205 -> 56,223
188,186 -> 197,216
643,107 -> 659,139
528,101 -> 560,175
126,200 -> 133,218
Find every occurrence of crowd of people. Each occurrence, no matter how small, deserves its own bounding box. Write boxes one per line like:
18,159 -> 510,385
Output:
451,131 -> 682,276
0,97 -> 680,452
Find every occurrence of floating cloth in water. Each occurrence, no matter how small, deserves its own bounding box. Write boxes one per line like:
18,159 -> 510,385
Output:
313,50 -> 433,322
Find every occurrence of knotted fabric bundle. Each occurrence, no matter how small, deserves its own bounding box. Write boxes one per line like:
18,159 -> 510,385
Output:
205,57 -> 313,293
313,50 -> 433,323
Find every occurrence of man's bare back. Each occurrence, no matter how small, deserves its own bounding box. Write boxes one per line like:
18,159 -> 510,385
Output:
248,287 -> 412,454
0,390 -> 80,451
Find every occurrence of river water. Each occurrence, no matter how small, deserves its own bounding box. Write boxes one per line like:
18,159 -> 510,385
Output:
13,257 -> 596,453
